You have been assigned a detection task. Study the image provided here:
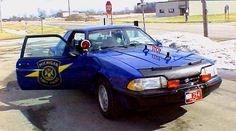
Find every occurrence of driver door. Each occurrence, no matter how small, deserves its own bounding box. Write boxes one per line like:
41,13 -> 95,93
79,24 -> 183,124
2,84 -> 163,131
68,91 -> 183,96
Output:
16,35 -> 83,90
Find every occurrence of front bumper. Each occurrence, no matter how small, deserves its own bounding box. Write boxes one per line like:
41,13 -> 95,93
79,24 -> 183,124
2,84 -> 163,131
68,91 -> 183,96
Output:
115,76 -> 222,109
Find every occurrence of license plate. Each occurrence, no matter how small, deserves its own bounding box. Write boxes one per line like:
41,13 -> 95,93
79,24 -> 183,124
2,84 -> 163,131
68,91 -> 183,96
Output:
185,89 -> 203,104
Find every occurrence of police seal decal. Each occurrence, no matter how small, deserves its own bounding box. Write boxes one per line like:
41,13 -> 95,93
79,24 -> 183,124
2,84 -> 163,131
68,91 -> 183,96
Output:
37,59 -> 61,86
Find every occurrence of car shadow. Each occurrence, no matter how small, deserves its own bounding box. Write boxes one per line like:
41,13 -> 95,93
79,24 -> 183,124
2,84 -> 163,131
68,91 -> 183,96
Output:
0,72 -> 187,131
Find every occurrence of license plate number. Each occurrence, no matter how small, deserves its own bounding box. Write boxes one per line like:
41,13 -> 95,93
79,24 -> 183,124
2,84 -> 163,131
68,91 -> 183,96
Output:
185,89 -> 203,104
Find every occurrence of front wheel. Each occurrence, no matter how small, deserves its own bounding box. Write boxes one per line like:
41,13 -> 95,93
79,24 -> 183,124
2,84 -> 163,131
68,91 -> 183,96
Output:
97,78 -> 122,119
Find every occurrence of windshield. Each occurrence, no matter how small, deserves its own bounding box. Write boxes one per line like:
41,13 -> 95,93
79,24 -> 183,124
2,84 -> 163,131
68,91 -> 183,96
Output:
88,28 -> 156,51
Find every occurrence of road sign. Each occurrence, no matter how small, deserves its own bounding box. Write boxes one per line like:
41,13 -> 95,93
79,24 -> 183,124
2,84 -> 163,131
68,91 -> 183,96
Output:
106,1 -> 112,15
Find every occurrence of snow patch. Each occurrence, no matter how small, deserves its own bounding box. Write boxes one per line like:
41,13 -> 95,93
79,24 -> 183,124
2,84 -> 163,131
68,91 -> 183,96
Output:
156,32 -> 236,70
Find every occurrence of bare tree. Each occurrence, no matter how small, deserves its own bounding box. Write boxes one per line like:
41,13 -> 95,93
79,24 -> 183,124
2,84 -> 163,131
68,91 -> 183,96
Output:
38,8 -> 46,18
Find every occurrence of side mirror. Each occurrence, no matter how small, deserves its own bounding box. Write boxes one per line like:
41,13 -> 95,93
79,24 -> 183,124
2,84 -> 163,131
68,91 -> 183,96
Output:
156,40 -> 163,47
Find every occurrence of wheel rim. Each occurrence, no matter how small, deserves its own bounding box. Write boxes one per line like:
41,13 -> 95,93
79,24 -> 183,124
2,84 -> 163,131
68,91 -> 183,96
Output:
98,84 -> 109,112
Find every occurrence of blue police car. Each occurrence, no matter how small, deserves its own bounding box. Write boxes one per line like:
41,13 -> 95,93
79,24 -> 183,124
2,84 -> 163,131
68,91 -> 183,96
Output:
16,25 -> 222,119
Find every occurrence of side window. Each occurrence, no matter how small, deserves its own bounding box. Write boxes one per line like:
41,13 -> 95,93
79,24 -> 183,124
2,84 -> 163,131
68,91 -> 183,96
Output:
74,33 -> 85,40
23,36 -> 67,58
55,40 -> 67,56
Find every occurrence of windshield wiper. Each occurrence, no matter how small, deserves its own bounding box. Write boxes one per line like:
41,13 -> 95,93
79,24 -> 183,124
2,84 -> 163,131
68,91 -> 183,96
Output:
127,40 -> 144,47
126,43 -> 143,47
130,43 -> 142,46
101,45 -> 128,50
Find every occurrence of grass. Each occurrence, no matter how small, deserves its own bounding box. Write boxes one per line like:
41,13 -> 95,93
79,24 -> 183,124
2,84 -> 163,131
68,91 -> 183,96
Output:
0,22 -> 66,40
3,22 -> 66,35
114,13 -> 236,23
0,31 -> 22,40
27,25 -> 65,35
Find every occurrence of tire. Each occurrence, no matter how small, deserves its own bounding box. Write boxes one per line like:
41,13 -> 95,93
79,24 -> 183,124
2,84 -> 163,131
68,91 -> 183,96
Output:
97,77 -> 122,119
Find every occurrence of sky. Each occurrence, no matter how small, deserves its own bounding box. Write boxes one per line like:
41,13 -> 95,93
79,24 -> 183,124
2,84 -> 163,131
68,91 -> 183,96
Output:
0,0 -> 157,18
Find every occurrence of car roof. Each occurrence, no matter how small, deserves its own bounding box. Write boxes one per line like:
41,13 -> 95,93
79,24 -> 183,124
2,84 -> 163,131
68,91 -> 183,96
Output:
72,25 -> 139,32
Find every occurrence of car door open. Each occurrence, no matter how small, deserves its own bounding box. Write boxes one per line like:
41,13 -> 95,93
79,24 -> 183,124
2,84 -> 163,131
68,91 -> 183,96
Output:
16,34 -> 80,90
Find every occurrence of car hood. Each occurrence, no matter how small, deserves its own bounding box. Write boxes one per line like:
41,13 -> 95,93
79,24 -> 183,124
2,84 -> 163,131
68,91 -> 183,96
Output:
95,46 -> 211,70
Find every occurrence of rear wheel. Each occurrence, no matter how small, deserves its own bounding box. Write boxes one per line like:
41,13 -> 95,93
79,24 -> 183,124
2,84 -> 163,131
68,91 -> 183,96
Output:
97,78 -> 122,119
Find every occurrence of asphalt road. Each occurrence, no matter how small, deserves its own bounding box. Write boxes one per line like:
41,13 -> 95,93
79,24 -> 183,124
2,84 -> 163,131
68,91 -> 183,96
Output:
0,36 -> 236,131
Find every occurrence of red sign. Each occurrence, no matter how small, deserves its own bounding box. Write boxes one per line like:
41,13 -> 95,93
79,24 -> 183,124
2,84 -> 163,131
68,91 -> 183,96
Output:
106,1 -> 112,15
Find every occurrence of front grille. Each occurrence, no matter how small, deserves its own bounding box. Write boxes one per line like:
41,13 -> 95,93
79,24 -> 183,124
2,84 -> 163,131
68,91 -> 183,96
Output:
179,75 -> 201,85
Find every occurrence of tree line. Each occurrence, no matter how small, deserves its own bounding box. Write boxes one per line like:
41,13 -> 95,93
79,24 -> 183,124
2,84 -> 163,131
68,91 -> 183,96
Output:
134,2 -> 156,13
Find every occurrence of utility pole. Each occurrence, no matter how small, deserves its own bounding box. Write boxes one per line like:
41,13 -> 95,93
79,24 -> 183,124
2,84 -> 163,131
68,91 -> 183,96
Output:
201,0 -> 208,37
68,0 -> 71,17
0,0 -> 3,33
184,0 -> 189,22
140,0 -> 146,32
40,18 -> 43,34
224,5 -> 229,22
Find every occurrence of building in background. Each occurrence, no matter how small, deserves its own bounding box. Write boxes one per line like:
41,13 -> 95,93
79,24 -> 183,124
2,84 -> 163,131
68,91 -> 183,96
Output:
156,0 -> 236,17
156,0 -> 188,17
56,11 -> 81,18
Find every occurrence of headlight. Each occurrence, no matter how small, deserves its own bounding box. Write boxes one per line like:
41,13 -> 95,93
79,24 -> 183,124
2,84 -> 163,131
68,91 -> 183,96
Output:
201,65 -> 218,77
201,65 -> 218,82
127,77 -> 167,91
